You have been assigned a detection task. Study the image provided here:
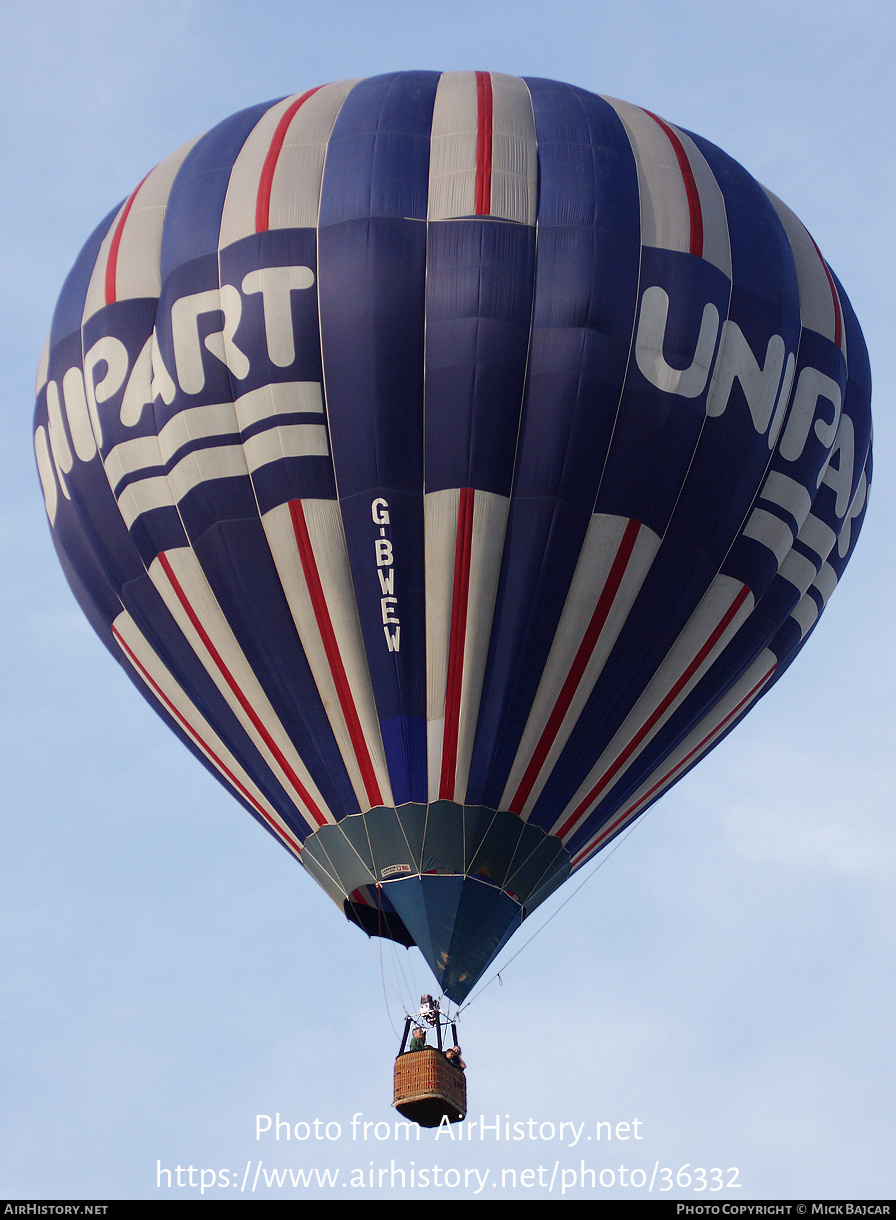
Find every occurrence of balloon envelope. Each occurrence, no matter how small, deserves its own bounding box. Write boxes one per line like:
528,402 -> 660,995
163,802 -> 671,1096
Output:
34,73 -> 871,1001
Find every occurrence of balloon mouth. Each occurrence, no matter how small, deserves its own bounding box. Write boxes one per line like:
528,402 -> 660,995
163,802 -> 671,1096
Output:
302,801 -> 570,1001
379,873 -> 526,1002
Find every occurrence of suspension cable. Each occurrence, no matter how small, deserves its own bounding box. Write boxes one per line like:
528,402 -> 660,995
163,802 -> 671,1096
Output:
456,811 -> 651,1014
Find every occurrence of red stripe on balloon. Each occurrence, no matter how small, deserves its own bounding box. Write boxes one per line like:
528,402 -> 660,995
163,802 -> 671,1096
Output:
644,110 -> 704,259
440,488 -> 475,799
570,661 -> 775,868
806,230 -> 843,349
256,87 -> 323,233
509,518 -> 642,814
157,551 -> 329,827
557,583 -> 751,841
104,175 -> 148,305
474,71 -> 493,216
288,499 -> 383,808
112,623 -> 304,857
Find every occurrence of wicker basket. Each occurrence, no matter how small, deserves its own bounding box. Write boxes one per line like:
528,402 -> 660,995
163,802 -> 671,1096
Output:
393,1047 -> 467,1127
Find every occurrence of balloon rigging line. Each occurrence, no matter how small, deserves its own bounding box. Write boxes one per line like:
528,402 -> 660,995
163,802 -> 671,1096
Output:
376,892 -> 420,1039
375,885 -> 445,1037
458,810 -> 651,1014
376,907 -> 403,1041
374,807 -> 650,1025
375,908 -> 461,1036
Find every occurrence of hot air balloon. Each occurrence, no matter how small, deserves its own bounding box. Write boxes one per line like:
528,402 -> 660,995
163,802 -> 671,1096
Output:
33,72 -> 871,1017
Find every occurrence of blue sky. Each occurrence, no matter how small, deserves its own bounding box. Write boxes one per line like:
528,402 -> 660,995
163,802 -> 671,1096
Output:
2,0 -> 894,1200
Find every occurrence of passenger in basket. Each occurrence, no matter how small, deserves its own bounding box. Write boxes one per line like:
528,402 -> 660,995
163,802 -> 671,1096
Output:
445,1046 -> 466,1071
407,1027 -> 427,1052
